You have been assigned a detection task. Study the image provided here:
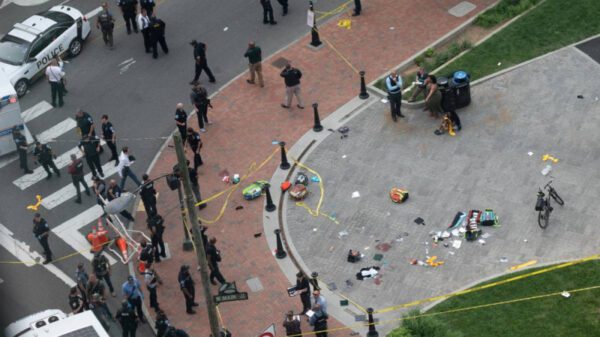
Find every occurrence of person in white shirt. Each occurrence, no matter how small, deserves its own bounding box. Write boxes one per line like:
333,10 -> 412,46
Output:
117,146 -> 142,190
45,59 -> 64,107
137,8 -> 151,53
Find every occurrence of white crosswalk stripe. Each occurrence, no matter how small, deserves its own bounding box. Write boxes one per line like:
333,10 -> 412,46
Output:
21,101 -> 53,123
51,205 -> 118,265
37,118 -> 77,143
41,161 -> 123,209
12,140 -> 106,190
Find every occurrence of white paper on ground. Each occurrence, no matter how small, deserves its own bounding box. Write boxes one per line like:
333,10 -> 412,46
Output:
452,240 -> 462,249
561,291 -> 571,298
352,191 -> 360,198
381,98 -> 389,103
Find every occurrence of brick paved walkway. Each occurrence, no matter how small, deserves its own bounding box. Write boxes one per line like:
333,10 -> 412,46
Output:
133,0 -> 495,335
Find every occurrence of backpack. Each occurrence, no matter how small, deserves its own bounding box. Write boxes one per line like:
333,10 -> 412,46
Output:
98,10 -> 114,30
480,209 -> 499,226
242,181 -> 269,200
389,188 -> 409,203
294,172 -> 309,186
289,185 -> 307,200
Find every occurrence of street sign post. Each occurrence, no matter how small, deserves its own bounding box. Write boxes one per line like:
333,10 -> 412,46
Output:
213,282 -> 249,304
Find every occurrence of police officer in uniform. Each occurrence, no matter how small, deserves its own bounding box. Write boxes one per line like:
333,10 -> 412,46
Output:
260,0 -> 277,24
178,265 -> 197,314
186,128 -> 202,171
33,213 -> 52,264
79,135 -> 104,178
107,179 -> 135,222
116,300 -> 139,337
75,109 -> 96,139
147,214 -> 166,260
101,115 -> 119,165
189,40 -> 216,84
33,141 -> 60,179
68,154 -> 91,204
13,127 -> 33,174
186,160 -> 206,210
96,2 -> 115,49
174,103 -> 187,143
140,174 -> 158,217
190,85 -> 212,132
206,237 -> 227,285
137,8 -> 151,53
140,0 -> 155,16
155,310 -> 170,337
149,13 -> 168,59
118,0 -> 138,34
93,252 -> 116,297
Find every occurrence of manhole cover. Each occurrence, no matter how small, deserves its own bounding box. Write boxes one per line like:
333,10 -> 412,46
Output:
271,57 -> 290,69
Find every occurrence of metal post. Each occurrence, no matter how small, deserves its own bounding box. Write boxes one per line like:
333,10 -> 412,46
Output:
312,103 -> 323,132
173,134 -> 221,337
177,183 -> 193,251
274,229 -> 287,259
359,71 -> 370,99
366,308 -> 379,337
309,1 -> 322,47
279,141 -> 291,170
310,271 -> 320,290
265,184 -> 276,212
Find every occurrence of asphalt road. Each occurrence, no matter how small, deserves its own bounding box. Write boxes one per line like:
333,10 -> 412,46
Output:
0,0 -> 348,332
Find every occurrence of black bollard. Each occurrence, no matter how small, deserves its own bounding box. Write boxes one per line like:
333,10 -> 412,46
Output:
359,71 -> 370,99
366,308 -> 379,337
279,141 -> 291,170
264,184 -> 276,212
310,271 -> 320,291
309,1 -> 322,47
274,229 -> 287,259
312,103 -> 323,132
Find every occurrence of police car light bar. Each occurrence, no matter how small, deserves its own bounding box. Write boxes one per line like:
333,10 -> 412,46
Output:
13,23 -> 43,36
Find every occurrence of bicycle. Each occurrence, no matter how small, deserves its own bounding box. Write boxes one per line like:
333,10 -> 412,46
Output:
535,180 -> 564,229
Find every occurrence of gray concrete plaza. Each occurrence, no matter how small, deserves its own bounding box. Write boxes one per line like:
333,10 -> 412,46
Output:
285,45 -> 600,330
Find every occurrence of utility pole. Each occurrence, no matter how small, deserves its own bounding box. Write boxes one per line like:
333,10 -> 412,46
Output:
173,134 -> 221,337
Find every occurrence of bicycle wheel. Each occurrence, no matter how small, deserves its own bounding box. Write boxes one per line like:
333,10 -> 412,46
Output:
549,188 -> 564,206
538,210 -> 548,229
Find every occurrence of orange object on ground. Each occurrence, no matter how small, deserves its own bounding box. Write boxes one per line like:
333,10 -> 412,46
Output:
115,237 -> 128,260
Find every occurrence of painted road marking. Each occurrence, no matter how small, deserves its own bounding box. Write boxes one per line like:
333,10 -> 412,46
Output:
37,118 -> 77,143
85,6 -> 102,19
52,205 -> 117,265
12,140 -> 106,190
0,223 -> 76,287
41,161 -> 123,209
21,100 -> 53,123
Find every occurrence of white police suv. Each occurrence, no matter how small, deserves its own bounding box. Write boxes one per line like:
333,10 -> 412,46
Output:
0,5 -> 91,97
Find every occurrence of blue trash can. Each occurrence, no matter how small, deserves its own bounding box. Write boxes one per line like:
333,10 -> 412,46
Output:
451,71 -> 470,108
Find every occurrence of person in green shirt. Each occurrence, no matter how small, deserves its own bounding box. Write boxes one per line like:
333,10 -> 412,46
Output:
244,41 -> 264,87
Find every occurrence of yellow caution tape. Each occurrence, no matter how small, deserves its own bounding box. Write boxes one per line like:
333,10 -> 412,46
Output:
26,194 -> 43,211
337,19 -> 352,29
510,259 -> 537,271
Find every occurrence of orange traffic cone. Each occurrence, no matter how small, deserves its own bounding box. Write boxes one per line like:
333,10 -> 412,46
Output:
115,237 -> 128,260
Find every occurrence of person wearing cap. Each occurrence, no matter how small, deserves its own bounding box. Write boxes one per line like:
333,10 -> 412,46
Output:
186,129 -> 203,170
75,109 -> 96,139
33,213 -> 52,264
148,12 -> 169,59
13,127 -> 33,174
122,275 -> 146,323
116,299 -> 139,336
68,153 -> 91,204
178,265 -> 197,314
280,62 -> 304,109
101,114 -> 119,165
283,311 -> 301,336
33,141 -> 60,179
174,103 -> 188,142
189,40 -> 216,85
385,71 -> 404,122
140,174 -> 158,217
190,85 -> 212,132
244,41 -> 264,87
93,251 -> 116,297
260,0 -> 277,25
295,272 -> 311,314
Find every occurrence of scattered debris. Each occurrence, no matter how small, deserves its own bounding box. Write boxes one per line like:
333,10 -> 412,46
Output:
542,154 -> 559,163
254,233 -> 262,238
373,254 -> 383,261
313,228 -> 318,232
340,299 -> 349,306
426,256 -> 444,267
311,176 -> 320,182
356,266 -> 380,280
232,174 -> 240,184
528,151 -> 534,156
338,230 -> 349,238
327,282 -> 337,290
375,242 -> 391,252
345,279 -> 354,287
414,217 -> 426,226
342,155 -> 347,158
497,62 -> 502,66
352,191 -> 361,198
235,205 -> 244,210
452,240 -> 462,249
478,239 -> 486,245
223,26 -> 229,31
381,98 -> 389,103
499,257 -> 508,263
577,95 -> 584,99
561,291 -> 571,298
347,250 -> 361,262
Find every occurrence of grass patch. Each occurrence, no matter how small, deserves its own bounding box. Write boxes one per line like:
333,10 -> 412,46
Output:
406,260 -> 600,337
436,0 -> 600,80
474,0 -> 541,28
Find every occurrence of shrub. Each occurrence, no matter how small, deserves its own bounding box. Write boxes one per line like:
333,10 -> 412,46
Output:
424,48 -> 435,58
390,309 -> 464,337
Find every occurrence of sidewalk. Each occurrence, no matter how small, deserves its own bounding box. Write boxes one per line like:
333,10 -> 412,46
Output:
133,0 -> 496,335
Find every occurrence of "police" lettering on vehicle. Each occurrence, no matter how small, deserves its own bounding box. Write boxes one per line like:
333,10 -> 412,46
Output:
36,45 -> 64,69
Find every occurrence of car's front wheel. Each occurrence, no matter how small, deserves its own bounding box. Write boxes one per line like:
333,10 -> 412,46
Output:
68,38 -> 83,57
14,78 -> 29,97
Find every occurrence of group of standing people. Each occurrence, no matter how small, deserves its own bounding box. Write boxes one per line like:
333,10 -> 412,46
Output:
96,0 -> 168,59
281,272 -> 330,337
